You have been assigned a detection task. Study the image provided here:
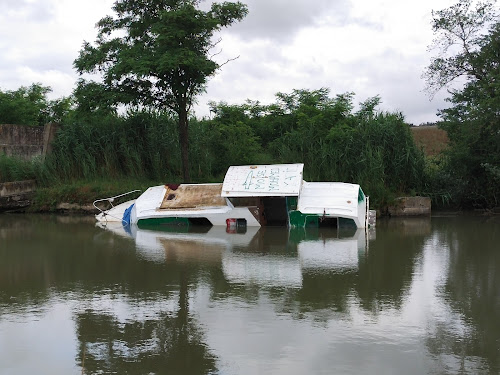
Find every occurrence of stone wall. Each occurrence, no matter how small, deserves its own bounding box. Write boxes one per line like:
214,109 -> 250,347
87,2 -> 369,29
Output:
0,123 -> 58,160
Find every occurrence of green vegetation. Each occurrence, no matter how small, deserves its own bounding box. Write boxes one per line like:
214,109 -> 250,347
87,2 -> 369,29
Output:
206,89 -> 426,208
31,178 -> 150,212
0,83 -> 72,126
1,0 -> 498,211
1,87 -> 426,210
0,154 -> 40,182
424,0 -> 500,209
74,0 -> 248,182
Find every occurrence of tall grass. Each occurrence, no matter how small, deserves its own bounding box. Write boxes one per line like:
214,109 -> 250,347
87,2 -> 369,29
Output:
41,112 -> 184,183
2,90 -> 430,210
0,154 -> 41,183
35,111 -> 226,185
267,106 -> 426,207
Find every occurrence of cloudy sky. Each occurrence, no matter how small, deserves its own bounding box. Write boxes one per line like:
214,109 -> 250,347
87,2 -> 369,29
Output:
0,0 -> 468,124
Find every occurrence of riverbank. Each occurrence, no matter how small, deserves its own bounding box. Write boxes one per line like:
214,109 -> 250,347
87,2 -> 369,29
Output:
0,178 -> 155,214
2,179 -> 498,218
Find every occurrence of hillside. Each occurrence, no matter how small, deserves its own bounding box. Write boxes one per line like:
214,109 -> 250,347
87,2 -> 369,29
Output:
411,125 -> 449,157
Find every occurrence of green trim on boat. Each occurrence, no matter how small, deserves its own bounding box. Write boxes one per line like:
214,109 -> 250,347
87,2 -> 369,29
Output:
137,217 -> 190,228
358,187 -> 365,203
288,210 -> 319,228
286,196 -> 298,211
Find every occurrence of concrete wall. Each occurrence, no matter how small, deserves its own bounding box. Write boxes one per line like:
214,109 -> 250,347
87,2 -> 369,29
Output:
0,180 -> 36,211
0,180 -> 36,197
388,197 -> 432,216
0,123 -> 58,160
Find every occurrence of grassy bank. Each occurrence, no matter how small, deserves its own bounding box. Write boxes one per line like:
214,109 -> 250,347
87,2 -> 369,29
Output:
28,178 -> 156,212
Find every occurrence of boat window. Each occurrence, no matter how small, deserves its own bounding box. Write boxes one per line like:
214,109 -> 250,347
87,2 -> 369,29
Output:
339,217 -> 357,228
228,197 -> 261,207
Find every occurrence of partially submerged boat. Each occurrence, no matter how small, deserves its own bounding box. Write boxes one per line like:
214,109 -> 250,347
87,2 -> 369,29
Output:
95,164 -> 370,229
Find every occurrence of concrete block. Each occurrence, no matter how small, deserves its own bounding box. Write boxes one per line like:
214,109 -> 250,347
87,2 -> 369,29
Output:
0,180 -> 36,197
388,196 -> 431,216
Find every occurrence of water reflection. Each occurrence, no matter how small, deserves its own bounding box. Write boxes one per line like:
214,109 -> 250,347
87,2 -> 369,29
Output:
0,214 -> 499,374
98,223 -> 369,290
423,216 -> 500,373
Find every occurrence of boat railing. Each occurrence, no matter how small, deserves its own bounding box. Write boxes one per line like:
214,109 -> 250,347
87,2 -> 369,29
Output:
93,190 -> 142,221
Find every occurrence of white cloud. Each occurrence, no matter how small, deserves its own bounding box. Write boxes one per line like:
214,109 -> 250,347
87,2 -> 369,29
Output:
228,0 -> 352,41
0,0 -> 114,97
0,0 -> 474,123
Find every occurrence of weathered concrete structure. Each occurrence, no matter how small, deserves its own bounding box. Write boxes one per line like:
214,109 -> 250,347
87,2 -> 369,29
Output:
0,123 -> 58,211
388,197 -> 431,216
0,123 -> 58,160
0,180 -> 36,211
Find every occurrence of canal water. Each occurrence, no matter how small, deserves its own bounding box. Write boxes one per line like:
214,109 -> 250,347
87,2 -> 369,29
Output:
0,214 -> 498,374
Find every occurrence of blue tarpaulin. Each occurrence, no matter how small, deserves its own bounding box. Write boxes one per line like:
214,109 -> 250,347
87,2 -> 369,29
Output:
122,203 -> 134,226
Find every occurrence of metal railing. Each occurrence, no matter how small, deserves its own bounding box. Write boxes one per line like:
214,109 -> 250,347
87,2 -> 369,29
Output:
93,190 -> 142,223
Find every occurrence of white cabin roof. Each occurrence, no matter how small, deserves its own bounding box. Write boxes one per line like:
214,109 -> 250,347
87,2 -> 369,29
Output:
221,164 -> 304,197
297,181 -> 362,217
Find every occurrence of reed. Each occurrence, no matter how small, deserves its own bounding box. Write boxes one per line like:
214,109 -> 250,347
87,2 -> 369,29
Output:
0,154 -> 40,183
266,107 -> 426,207
3,90 -> 430,210
41,112 -> 185,183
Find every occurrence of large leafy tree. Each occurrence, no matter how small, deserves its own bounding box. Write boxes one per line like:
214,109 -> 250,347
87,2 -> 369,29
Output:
425,0 -> 500,208
74,0 -> 248,181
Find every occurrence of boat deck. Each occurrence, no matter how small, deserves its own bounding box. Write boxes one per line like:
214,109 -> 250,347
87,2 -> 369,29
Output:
159,184 -> 226,210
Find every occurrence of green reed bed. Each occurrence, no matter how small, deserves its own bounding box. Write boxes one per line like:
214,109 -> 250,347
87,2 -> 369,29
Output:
0,154 -> 41,183
3,89 -> 434,212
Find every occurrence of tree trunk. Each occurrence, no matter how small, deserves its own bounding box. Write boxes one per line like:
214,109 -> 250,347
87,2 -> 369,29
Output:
178,108 -> 190,182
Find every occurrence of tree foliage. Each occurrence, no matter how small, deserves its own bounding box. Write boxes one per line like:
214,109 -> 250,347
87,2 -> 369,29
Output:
36,87 -> 425,208
208,89 -> 425,206
425,0 -> 500,208
0,84 -> 73,126
74,0 -> 248,182
424,0 -> 497,96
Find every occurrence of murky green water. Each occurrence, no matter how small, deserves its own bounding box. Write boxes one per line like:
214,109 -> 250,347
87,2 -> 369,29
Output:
0,214 -> 499,374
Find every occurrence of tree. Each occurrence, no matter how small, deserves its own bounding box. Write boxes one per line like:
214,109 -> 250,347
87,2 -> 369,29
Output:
0,83 -> 73,126
424,0 -> 497,96
425,0 -> 500,208
74,0 -> 248,182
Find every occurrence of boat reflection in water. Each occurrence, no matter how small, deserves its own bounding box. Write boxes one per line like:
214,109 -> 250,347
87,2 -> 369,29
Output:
97,222 -> 369,288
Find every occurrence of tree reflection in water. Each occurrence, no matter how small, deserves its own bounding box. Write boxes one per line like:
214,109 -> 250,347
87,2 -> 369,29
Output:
424,216 -> 500,373
356,218 -> 430,312
1,214 -> 499,374
75,267 -> 217,374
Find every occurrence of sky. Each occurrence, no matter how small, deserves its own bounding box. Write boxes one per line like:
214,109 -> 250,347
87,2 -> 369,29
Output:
0,0 -> 466,124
